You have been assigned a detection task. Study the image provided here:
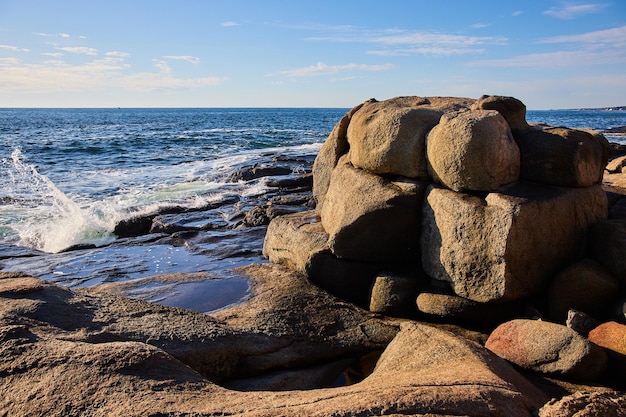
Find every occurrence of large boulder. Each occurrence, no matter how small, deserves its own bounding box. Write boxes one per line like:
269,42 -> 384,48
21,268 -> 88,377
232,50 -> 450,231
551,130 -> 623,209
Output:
548,259 -> 620,322
369,272 -> 420,317
312,96 -> 476,211
321,155 -> 428,262
426,109 -> 520,192
416,291 -> 520,326
347,100 -> 442,178
590,218 -> 626,284
486,319 -> 608,381
471,95 -> 530,132
514,126 -> 611,187
588,321 -> 626,383
312,102 -> 364,211
262,210 -> 329,274
420,182 -> 607,302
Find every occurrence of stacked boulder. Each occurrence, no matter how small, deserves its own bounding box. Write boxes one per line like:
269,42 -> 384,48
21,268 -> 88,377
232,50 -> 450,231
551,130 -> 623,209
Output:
263,95 -> 625,386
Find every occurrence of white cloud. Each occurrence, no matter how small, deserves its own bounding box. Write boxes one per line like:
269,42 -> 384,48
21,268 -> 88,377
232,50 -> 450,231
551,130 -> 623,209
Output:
221,21 -> 240,27
0,57 -> 22,66
34,32 -> 73,38
56,46 -> 98,55
543,3 -> 608,19
309,28 -> 507,56
538,24 -> 626,46
466,49 -> 625,68
0,44 -> 30,52
41,52 -> 64,57
470,23 -> 490,29
118,73 -> 226,92
0,57 -> 226,94
368,47 -> 485,56
162,55 -> 200,64
512,10 -> 524,16
467,24 -> 626,69
276,62 -> 394,77
106,51 -> 130,57
153,59 -> 171,74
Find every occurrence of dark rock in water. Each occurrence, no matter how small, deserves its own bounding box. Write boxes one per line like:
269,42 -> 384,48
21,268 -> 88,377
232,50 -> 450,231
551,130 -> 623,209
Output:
0,243 -> 44,259
266,173 -> 313,189
59,243 -> 98,252
242,204 -> 303,227
228,164 -> 293,182
113,214 -> 156,238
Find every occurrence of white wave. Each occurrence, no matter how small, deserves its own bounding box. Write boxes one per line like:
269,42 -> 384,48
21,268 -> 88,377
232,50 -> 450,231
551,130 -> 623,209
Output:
2,149 -> 118,253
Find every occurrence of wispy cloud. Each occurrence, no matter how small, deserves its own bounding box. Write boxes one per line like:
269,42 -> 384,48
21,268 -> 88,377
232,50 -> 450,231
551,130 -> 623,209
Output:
162,55 -> 200,64
0,57 -> 22,66
0,44 -> 30,52
56,46 -> 98,55
470,23 -> 490,29
537,24 -> 626,46
41,52 -> 64,57
34,32 -> 72,38
543,3 -> 608,19
467,24 -> 626,69
308,27 -> 507,56
106,51 -> 130,57
221,21 -> 240,27
275,62 -> 394,77
512,10 -> 524,16
466,49 -> 624,68
0,57 -> 226,94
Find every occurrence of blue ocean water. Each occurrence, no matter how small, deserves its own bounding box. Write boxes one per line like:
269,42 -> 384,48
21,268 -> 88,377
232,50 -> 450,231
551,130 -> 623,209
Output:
0,106 -> 624,311
0,108 -> 346,251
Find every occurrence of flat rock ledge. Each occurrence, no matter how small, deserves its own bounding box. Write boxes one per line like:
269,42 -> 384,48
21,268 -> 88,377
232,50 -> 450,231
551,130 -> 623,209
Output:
2,266 -> 601,417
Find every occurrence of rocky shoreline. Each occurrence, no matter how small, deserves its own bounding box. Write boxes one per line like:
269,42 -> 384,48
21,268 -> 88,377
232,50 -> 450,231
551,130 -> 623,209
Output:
2,95 -> 626,416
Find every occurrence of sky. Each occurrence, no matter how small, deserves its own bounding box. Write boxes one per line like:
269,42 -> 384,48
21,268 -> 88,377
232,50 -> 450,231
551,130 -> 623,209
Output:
0,0 -> 624,109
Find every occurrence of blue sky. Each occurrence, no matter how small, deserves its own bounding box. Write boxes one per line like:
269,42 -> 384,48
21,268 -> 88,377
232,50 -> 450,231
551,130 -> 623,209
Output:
0,1 -> 624,109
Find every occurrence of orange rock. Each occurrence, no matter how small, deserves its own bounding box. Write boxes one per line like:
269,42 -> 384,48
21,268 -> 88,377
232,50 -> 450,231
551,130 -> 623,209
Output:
589,321 -> 626,355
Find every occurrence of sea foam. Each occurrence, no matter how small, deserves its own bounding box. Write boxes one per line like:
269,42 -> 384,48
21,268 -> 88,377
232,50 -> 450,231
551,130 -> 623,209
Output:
2,149 -> 117,253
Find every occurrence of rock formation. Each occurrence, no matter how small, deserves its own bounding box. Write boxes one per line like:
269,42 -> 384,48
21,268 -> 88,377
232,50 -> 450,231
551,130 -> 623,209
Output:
3,95 -> 626,416
263,94 -> 626,412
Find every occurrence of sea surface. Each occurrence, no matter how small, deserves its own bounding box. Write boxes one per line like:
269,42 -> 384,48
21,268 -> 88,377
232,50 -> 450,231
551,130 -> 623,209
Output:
1,107 -> 624,311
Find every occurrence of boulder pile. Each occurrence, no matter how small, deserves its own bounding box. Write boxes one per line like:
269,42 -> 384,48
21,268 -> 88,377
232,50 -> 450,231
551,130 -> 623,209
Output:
264,95 -> 626,389
3,95 -> 626,416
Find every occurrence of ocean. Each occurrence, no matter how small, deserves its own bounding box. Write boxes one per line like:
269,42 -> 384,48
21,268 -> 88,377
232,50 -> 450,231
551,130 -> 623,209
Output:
1,107 -> 625,311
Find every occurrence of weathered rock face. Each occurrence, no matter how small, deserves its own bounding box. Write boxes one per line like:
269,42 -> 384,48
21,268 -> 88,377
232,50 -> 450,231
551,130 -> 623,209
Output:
369,272 -> 420,317
262,210 -> 329,274
2,271 -> 554,417
420,182 -> 607,302
312,103 -> 364,212
471,95 -> 530,132
321,155 -> 427,262
486,319 -> 608,381
515,126 -> 611,187
538,390 -> 626,417
426,109 -> 520,192
347,102 -> 442,178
